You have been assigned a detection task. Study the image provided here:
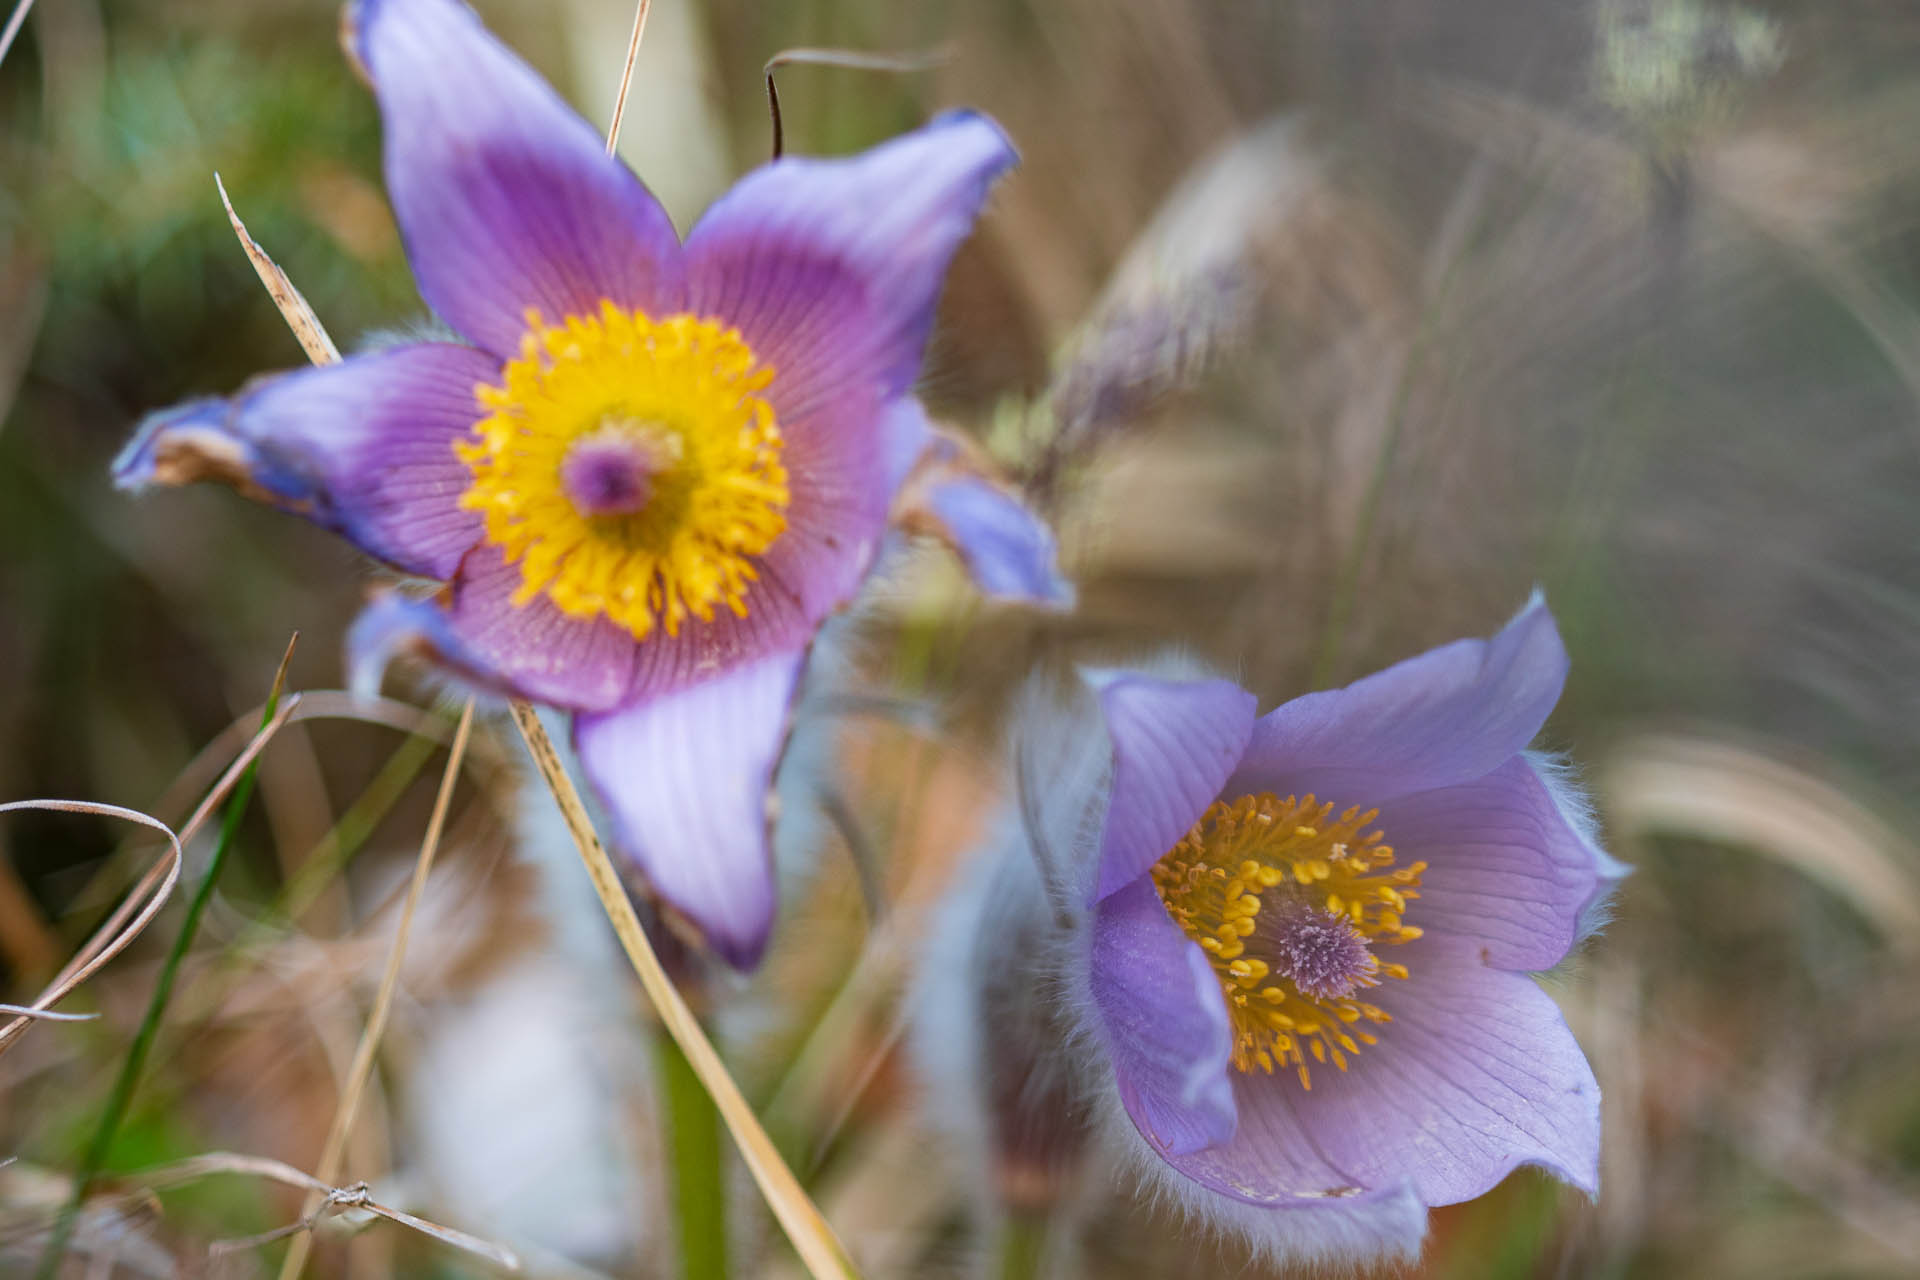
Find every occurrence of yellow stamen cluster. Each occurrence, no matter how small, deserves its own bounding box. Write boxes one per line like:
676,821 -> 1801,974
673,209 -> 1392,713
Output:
1149,793 -> 1426,1090
456,303 -> 790,639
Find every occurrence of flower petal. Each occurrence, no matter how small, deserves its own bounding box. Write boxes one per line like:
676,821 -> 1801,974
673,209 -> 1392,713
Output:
919,474 -> 1073,606
347,591 -> 516,702
1229,595 -> 1568,805
891,403 -> 1073,609
573,648 -> 807,970
1091,877 -> 1237,1156
437,545 -> 640,712
883,394 -> 937,494
348,0 -> 685,358
1091,673 -> 1258,902
364,510 -> 867,713
685,111 -> 1016,425
620,488 -> 874,696
114,344 -> 492,579
1168,936 -> 1602,1207
1377,756 -> 1622,971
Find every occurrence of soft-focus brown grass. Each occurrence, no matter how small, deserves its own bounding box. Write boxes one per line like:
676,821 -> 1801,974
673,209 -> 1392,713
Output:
4,1 -> 1920,1276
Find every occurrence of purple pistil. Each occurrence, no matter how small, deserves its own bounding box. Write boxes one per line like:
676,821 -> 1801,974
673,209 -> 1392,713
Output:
1260,903 -> 1376,1001
561,430 -> 666,517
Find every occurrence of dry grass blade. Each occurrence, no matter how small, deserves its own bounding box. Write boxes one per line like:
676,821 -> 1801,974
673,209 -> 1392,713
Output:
55,691 -> 484,947
1601,731 -> 1920,952
149,690 -> 494,838
0,695 -> 303,1060
603,0 -> 651,154
0,800 -> 182,1054
507,702 -> 862,1280
215,174 -> 340,365
762,45 -> 951,159
0,1004 -> 97,1021
0,0 -> 35,71
276,698 -> 476,1280
223,107 -> 854,1279
122,1152 -> 522,1271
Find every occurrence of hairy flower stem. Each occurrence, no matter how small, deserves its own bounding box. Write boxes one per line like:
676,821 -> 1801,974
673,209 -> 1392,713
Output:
35,640 -> 295,1280
658,1025 -> 729,1280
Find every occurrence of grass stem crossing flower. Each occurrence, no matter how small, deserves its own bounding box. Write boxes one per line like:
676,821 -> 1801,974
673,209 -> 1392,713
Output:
114,0 -> 1070,968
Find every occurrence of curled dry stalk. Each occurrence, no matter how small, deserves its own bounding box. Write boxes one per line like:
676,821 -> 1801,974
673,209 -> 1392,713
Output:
0,801 -> 183,1050
34,638 -> 298,1280
762,45 -> 951,160
221,71 -> 862,1272
29,1151 -> 522,1271
0,694 -> 301,1057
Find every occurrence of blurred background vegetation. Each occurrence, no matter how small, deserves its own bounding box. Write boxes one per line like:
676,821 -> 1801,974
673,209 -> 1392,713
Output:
4,0 -> 1920,1276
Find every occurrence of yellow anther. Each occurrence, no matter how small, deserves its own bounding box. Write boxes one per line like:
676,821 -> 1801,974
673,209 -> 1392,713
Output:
460,304 -> 788,639
1149,790 -> 1423,1090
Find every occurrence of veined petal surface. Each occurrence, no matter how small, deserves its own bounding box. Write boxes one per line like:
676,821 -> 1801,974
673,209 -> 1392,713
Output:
573,647 -> 808,970
114,344 -> 492,579
349,0 -> 686,358
1091,877 -> 1238,1156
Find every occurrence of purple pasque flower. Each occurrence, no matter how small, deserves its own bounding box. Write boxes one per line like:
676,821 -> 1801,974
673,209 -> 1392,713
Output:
112,0 -> 1068,970
1066,597 -> 1621,1261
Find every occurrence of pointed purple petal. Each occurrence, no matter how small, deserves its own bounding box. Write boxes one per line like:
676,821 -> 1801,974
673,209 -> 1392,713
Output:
1229,595 -> 1568,806
919,473 -> 1073,607
1169,936 -> 1601,1207
114,345 -> 492,579
438,544 -> 640,712
883,396 -> 936,494
348,0 -> 685,358
1377,756 -> 1621,972
1091,877 -> 1237,1156
573,649 -> 807,970
1092,674 -> 1258,902
347,591 -> 517,702
886,401 -> 1071,606
685,111 -> 1016,427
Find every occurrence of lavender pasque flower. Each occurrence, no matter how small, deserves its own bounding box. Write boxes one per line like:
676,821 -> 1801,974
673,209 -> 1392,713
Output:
113,0 -> 1068,969
927,598 -> 1621,1264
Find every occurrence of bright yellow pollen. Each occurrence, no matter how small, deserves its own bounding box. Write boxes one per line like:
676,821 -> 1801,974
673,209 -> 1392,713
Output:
456,302 -> 789,639
1149,793 -> 1426,1090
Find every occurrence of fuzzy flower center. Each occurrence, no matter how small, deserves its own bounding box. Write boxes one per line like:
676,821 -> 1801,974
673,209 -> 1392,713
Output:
456,303 -> 790,640
1149,793 -> 1426,1090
